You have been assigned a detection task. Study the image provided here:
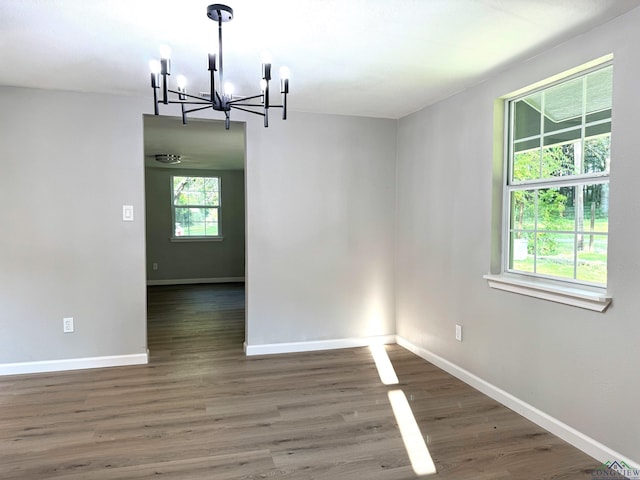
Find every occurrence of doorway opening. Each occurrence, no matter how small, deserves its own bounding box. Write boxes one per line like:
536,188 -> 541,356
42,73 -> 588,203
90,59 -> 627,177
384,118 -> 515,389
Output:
142,115 -> 247,355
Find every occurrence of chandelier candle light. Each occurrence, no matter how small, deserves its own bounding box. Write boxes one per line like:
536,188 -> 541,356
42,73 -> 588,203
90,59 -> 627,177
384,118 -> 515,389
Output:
149,4 -> 290,130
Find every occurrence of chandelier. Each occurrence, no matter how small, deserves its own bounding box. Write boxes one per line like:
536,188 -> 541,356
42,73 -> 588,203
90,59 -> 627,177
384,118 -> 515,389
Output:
149,4 -> 290,130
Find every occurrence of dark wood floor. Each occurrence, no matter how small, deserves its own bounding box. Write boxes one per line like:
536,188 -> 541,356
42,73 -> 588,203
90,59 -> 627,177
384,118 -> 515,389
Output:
0,284 -> 606,479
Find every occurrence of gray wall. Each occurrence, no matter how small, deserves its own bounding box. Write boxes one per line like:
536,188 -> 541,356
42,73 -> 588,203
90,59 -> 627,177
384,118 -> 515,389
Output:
396,7 -> 640,462
0,91 -> 397,364
145,167 -> 245,281
244,112 -> 398,346
0,87 -> 147,363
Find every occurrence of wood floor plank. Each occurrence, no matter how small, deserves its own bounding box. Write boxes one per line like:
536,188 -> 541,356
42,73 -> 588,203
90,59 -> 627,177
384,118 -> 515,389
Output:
0,283 -> 611,479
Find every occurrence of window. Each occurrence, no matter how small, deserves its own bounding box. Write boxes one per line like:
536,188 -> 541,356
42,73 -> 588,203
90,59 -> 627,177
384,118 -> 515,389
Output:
172,175 -> 220,237
505,64 -> 612,287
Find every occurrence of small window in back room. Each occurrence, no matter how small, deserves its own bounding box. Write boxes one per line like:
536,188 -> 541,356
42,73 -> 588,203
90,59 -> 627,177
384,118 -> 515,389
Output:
172,175 -> 221,237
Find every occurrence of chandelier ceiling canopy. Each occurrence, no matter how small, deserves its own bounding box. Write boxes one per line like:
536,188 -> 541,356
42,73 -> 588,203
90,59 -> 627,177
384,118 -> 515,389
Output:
149,4 -> 290,130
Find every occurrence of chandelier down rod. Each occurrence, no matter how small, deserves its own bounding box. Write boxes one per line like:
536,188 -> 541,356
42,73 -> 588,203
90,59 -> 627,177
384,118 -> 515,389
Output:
149,4 -> 290,130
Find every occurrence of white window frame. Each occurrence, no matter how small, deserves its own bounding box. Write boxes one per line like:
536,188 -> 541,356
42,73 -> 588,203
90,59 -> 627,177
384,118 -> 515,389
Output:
170,175 -> 223,242
485,60 -> 613,312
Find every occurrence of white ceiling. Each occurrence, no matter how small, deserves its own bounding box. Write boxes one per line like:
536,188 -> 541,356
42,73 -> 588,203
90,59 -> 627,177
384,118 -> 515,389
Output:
2,0 -> 639,169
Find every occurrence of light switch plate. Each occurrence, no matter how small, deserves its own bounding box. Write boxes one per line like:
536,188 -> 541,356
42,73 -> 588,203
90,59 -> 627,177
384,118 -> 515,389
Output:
455,324 -> 462,342
123,205 -> 134,221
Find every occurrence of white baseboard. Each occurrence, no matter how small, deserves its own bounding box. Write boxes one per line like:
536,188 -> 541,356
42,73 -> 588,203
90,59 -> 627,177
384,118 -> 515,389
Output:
244,334 -> 396,356
0,352 -> 149,376
396,336 -> 638,468
147,277 -> 245,286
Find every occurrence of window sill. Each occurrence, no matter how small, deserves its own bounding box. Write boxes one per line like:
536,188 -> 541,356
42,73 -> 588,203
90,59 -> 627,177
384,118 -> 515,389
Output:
483,274 -> 611,312
170,236 -> 224,243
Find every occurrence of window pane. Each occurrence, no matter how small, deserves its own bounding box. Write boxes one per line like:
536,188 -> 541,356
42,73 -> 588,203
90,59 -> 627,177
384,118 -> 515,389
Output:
187,191 -> 205,205
509,232 -> 534,273
175,207 -> 218,236
210,191 -> 220,207
543,76 -> 583,133
184,178 -> 204,205
204,176 -> 219,191
175,207 -> 194,234
586,66 -> 612,117
577,235 -> 607,284
586,109 -> 610,123
514,138 -> 540,153
580,184 -> 609,233
173,176 -> 188,204
205,190 -> 220,206
576,182 -> 608,284
175,176 -> 220,207
510,190 -> 536,231
514,97 -> 541,140
557,186 -> 576,231
585,122 -> 611,139
173,176 -> 186,191
537,188 -> 570,231
203,177 -> 220,206
513,149 -> 540,181
583,133 -> 610,174
536,233 -> 575,279
203,208 -> 219,236
543,128 -> 581,147
541,142 -> 578,178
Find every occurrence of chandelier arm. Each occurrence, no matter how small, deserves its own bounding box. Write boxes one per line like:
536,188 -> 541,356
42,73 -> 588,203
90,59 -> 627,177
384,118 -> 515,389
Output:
227,94 -> 263,104
162,100 -> 211,106
182,105 -> 218,115
227,103 -> 285,109
231,105 -> 265,116
165,89 -> 212,103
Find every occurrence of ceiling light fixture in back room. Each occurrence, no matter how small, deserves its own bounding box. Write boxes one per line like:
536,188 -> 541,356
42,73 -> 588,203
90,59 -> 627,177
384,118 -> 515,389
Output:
155,154 -> 182,165
149,4 -> 290,130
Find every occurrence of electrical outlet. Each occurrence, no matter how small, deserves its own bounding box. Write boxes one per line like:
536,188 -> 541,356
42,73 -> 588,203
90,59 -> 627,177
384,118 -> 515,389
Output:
455,324 -> 462,342
63,317 -> 74,333
152,262 -> 158,271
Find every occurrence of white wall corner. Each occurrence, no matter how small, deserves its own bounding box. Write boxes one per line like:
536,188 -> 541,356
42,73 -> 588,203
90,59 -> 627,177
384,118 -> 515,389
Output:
395,336 -> 638,468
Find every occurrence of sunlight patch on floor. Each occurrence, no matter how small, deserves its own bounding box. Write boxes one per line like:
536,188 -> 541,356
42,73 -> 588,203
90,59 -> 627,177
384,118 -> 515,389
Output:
368,344 -> 436,475
388,389 -> 437,476
369,344 -> 399,385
